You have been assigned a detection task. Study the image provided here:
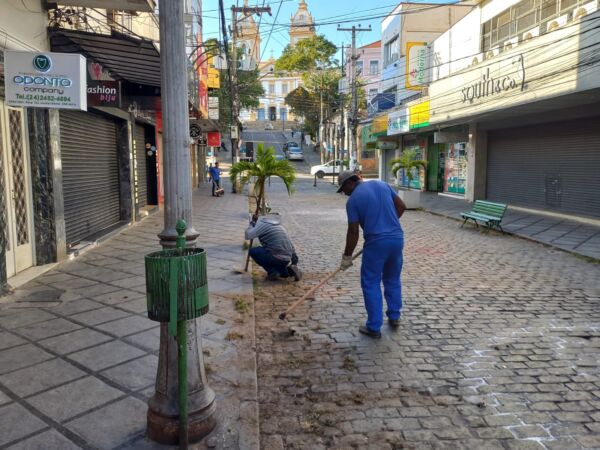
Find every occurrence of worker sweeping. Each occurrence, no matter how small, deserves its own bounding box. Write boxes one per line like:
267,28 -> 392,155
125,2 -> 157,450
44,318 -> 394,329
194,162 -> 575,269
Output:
245,214 -> 302,282
337,170 -> 407,339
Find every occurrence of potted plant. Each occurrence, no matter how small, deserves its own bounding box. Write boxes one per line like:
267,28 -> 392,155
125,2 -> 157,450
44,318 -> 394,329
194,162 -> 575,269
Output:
389,149 -> 427,209
230,144 -> 296,215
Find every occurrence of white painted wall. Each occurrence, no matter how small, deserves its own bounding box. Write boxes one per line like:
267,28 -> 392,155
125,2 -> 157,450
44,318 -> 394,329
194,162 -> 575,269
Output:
0,0 -> 49,51
380,3 -> 475,104
431,8 -> 482,81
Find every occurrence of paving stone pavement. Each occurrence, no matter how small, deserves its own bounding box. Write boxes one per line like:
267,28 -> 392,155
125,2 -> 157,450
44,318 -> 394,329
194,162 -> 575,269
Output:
253,176 -> 600,450
0,177 -> 258,450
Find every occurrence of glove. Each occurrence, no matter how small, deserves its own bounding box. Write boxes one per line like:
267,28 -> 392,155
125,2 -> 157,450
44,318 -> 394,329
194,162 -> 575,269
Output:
340,254 -> 353,271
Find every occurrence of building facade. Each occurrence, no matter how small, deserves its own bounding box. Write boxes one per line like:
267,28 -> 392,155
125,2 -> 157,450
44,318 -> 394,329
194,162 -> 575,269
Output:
375,0 -> 600,222
240,0 -> 314,127
290,0 -> 316,47
374,1 -> 475,187
0,0 -> 211,288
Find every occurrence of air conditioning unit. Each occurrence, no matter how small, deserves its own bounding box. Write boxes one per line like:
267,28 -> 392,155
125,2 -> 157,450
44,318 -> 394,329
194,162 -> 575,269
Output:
484,47 -> 500,60
503,36 -> 519,51
574,1 -> 598,21
546,14 -> 568,33
469,53 -> 483,67
522,26 -> 540,42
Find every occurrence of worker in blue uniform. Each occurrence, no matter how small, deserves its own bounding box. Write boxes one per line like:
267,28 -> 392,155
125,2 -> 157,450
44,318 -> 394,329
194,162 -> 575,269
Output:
338,170 -> 407,339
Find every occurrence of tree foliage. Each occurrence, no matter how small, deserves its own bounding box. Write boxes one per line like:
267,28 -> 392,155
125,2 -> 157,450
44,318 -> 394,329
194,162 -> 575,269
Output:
284,68 -> 343,136
218,47 -> 265,128
390,150 -> 428,190
229,144 -> 296,214
275,35 -> 338,72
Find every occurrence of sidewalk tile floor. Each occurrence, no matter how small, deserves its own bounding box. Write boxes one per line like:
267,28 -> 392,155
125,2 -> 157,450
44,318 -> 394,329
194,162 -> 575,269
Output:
0,178 -> 258,450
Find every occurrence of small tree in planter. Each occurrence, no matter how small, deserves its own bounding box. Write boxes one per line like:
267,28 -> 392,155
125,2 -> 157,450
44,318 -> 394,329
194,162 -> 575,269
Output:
389,149 -> 427,209
230,144 -> 296,215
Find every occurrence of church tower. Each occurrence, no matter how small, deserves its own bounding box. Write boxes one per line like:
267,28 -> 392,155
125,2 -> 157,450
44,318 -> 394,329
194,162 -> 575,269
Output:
289,0 -> 315,47
238,0 -> 261,66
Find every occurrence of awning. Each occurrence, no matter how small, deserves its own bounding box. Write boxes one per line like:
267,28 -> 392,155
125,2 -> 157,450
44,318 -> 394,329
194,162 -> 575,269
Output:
49,28 -> 161,87
190,118 -> 220,133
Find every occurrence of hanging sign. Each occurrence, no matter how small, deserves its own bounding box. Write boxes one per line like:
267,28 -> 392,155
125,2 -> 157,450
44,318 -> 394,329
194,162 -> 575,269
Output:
387,109 -> 409,135
207,131 -> 221,147
87,81 -> 120,107
4,51 -> 86,110
406,42 -> 428,91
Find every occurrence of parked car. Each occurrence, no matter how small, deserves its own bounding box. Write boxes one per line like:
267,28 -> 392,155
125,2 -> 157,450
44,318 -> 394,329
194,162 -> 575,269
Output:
275,154 -> 285,161
310,160 -> 342,178
282,141 -> 297,151
286,145 -> 304,161
264,122 -> 274,130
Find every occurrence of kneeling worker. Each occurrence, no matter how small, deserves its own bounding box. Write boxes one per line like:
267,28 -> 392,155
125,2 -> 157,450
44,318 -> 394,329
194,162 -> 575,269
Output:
338,171 -> 406,339
245,214 -> 302,281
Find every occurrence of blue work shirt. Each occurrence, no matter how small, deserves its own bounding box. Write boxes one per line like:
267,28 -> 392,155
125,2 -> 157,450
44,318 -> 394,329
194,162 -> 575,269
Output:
346,180 -> 403,241
209,166 -> 220,181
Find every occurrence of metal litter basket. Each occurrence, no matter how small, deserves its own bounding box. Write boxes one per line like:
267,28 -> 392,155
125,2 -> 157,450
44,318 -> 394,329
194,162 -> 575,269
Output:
145,247 -> 209,331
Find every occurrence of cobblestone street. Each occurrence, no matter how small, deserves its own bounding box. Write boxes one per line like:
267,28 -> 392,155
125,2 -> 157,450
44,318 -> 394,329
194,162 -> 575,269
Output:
254,176 -> 600,450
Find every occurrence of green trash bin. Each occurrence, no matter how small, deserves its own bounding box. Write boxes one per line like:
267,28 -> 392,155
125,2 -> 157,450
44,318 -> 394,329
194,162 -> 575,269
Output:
145,220 -> 209,336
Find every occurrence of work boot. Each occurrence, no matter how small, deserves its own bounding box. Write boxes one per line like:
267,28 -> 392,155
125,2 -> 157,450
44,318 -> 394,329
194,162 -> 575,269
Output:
388,318 -> 400,329
359,325 -> 381,339
267,272 -> 280,281
287,264 -> 302,281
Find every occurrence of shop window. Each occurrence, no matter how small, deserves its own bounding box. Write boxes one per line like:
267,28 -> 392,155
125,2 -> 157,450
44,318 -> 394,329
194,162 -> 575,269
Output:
369,60 -> 379,75
384,36 -> 399,66
356,60 -> 363,75
361,149 -> 376,159
541,0 -> 558,20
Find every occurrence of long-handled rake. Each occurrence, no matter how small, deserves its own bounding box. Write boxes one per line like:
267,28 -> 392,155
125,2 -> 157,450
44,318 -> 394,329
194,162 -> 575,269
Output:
279,249 -> 363,321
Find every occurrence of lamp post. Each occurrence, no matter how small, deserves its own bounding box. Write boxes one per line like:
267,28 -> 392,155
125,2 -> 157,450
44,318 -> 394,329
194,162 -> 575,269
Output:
148,0 -> 216,444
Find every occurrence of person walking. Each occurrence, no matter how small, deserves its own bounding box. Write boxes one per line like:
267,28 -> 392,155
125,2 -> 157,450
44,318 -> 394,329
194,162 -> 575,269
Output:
209,162 -> 222,196
337,171 -> 406,339
245,214 -> 302,281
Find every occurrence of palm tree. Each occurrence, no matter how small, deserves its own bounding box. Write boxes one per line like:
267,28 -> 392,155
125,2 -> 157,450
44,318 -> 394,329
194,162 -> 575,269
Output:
390,149 -> 428,190
230,144 -> 296,215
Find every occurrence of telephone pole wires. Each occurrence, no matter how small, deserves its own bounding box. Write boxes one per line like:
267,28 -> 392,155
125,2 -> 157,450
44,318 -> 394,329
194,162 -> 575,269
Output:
337,25 -> 371,164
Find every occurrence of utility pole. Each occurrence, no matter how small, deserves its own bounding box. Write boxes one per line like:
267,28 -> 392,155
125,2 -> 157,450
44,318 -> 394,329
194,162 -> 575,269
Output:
230,3 -> 271,191
148,0 -> 216,445
337,25 -> 371,166
334,43 -> 346,185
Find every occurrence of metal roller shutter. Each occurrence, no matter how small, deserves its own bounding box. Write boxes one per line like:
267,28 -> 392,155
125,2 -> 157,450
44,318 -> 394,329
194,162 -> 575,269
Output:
60,110 -> 121,246
487,118 -> 600,218
134,124 -> 147,208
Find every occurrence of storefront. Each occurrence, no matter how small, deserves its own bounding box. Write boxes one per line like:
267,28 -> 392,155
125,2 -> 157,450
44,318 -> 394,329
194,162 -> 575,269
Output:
399,134 -> 427,189
428,12 -> 600,210
487,117 -> 600,218
59,110 -> 124,248
430,128 -> 469,196
358,121 -> 379,176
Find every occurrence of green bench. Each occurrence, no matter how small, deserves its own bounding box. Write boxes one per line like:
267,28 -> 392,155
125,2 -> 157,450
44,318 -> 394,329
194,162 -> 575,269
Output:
460,200 -> 508,233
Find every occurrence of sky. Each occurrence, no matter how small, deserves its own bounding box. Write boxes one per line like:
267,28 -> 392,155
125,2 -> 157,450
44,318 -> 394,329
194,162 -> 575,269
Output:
200,0 -> 456,63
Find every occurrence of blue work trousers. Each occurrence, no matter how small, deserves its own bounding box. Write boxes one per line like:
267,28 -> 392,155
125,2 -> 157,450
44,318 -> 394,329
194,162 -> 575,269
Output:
360,235 -> 404,332
249,247 -> 289,277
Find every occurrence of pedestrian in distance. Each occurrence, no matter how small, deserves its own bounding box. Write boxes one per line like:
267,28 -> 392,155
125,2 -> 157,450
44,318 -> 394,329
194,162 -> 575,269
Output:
209,162 -> 223,196
206,163 -> 212,183
245,214 -> 302,282
337,170 -> 407,339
